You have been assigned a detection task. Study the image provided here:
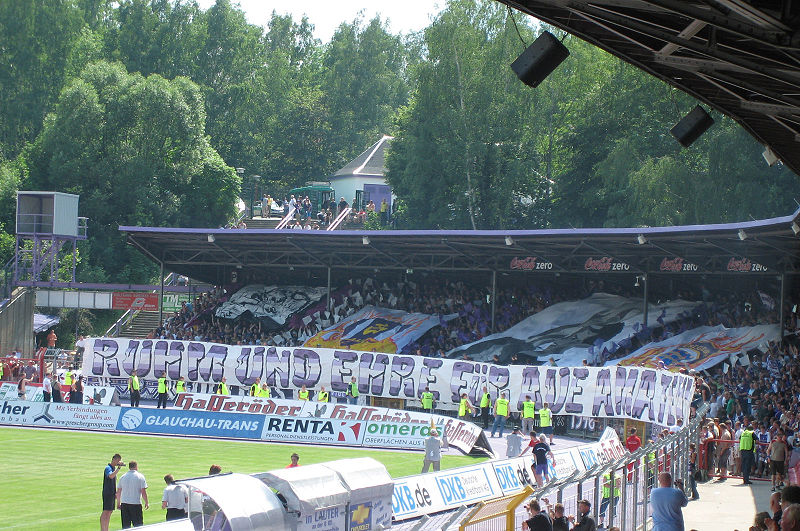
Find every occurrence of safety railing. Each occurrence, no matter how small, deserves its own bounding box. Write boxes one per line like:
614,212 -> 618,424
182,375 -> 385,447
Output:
326,207 -> 352,231
459,486 -> 533,530
465,404 -> 710,531
104,272 -> 177,336
275,206 -> 297,229
699,436 -> 772,482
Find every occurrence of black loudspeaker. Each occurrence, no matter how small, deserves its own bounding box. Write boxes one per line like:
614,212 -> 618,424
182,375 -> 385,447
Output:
511,31 -> 570,88
670,105 -> 714,148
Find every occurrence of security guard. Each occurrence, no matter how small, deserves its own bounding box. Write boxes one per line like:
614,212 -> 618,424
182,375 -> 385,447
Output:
259,383 -> 271,398
64,369 -> 73,387
317,386 -> 329,403
522,395 -> 536,435
128,374 -> 140,407
479,386 -> 491,429
740,420 -> 756,484
347,376 -> 359,405
539,402 -> 553,444
421,387 -> 434,412
175,376 -> 186,394
600,471 -> 621,526
298,385 -> 309,401
458,393 -> 473,420
156,372 -> 168,408
250,377 -> 262,397
491,392 -> 510,437
216,377 -> 230,395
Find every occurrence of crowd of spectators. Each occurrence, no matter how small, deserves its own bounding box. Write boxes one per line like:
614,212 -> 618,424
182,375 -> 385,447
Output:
148,275 -> 786,367
669,332 -> 800,530
219,192 -> 391,230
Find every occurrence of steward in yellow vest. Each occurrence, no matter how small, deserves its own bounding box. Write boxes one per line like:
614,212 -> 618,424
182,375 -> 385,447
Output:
458,393 -> 473,419
421,387 -> 434,411
298,385 -> 309,401
318,387 -> 329,403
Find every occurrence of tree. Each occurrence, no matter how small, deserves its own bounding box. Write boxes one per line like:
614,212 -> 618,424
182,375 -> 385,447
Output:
322,15 -> 412,168
387,1 -> 551,229
24,60 -> 240,283
0,0 -> 88,158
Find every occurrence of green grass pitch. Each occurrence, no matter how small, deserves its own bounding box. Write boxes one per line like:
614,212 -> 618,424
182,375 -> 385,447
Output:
0,427 -> 484,530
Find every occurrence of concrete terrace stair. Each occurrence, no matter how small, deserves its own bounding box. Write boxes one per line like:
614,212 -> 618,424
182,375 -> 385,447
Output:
120,310 -> 162,338
244,217 -> 281,229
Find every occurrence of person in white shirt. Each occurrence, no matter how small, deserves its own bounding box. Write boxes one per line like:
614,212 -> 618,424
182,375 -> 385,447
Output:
161,474 -> 188,521
116,461 -> 148,528
42,373 -> 52,402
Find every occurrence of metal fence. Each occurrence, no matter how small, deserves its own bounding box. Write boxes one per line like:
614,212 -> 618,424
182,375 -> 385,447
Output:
472,404 -> 710,531
458,486 -> 533,530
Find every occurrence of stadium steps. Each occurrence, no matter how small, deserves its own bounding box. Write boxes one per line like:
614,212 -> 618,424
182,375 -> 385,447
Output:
119,311 -> 162,338
243,217 -> 281,229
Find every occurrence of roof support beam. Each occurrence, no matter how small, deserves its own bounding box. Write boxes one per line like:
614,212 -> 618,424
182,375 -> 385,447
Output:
365,243 -> 411,270
285,238 -> 329,268
654,54 -> 800,84
572,3 -> 800,87
639,0 -> 797,46
657,19 -> 706,56
441,240 -> 494,270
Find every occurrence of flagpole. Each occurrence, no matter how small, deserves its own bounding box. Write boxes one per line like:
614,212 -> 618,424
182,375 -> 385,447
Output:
642,274 -> 649,328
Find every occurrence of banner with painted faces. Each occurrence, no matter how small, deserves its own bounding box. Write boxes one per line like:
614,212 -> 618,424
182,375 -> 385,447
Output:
84,337 -> 694,425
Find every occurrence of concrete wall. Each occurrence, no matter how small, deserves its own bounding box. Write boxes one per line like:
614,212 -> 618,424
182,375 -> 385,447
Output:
0,288 -> 35,355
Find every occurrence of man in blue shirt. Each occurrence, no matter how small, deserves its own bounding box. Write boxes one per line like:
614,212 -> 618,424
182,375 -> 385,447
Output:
650,472 -> 688,531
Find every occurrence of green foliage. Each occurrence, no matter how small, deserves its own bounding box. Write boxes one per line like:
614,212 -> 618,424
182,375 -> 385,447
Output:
389,0 -> 800,229
25,60 -> 239,282
0,0 -> 797,294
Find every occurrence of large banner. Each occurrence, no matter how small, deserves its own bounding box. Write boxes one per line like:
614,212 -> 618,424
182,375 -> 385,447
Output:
214,285 -> 328,326
84,338 -> 694,425
609,324 -> 779,371
448,293 -> 698,365
172,393 -> 487,455
304,306 -> 450,353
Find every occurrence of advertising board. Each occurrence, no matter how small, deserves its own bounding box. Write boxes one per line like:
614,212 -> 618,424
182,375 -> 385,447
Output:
392,464 -> 501,520
116,407 -> 263,439
392,428 -> 627,520
0,400 -> 44,424
31,402 -> 120,430
261,417 -> 365,446
111,292 -> 159,311
0,382 -> 44,401
172,393 -> 486,455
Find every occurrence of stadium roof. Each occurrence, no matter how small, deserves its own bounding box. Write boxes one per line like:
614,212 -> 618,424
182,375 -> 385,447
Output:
332,135 -> 392,178
500,0 -> 800,175
122,208 -> 800,286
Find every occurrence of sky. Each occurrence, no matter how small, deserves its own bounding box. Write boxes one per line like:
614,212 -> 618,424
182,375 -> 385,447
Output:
195,0 -> 444,42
